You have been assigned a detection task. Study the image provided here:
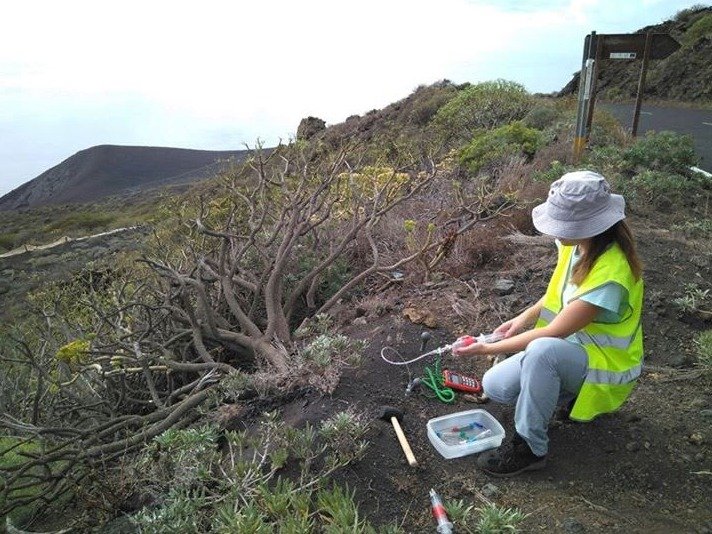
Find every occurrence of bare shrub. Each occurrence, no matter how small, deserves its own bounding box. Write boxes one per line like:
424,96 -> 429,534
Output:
442,224 -> 513,277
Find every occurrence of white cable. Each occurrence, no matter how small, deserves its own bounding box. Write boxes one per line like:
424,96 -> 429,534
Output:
379,332 -> 503,366
379,345 -> 451,366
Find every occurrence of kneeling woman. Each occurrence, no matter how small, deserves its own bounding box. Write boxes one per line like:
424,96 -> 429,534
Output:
454,171 -> 644,477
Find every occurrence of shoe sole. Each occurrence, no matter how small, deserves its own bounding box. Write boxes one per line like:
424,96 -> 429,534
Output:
481,457 -> 547,478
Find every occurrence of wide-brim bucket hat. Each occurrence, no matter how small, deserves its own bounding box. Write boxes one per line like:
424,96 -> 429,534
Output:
532,170 -> 625,239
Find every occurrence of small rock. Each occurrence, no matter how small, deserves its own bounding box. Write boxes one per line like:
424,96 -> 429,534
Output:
668,352 -> 693,368
699,409 -> 712,419
355,306 -> 367,317
562,517 -> 586,533
402,307 -> 437,328
494,278 -> 515,295
644,441 -> 651,450
351,317 -> 367,326
688,433 -> 704,445
625,441 -> 640,452
481,483 -> 500,498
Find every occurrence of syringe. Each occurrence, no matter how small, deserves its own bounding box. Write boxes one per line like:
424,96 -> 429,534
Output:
429,488 -> 454,534
382,331 -> 505,367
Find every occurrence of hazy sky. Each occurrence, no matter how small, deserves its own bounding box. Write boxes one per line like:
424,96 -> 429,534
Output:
0,0 -> 704,196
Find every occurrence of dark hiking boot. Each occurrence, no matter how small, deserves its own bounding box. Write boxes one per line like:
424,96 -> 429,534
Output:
476,433 -> 547,478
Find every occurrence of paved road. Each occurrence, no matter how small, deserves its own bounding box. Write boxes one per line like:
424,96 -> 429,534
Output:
603,104 -> 712,173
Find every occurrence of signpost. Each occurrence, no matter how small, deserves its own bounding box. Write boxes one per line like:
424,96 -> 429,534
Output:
572,32 -> 680,162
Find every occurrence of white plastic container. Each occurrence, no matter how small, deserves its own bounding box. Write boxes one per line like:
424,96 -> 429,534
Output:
427,409 -> 505,459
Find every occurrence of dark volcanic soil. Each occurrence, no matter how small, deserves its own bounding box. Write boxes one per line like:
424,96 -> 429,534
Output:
237,217 -> 712,533
5,209 -> 709,532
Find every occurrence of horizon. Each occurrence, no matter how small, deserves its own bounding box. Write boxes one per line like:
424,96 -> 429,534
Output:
0,0 -> 707,197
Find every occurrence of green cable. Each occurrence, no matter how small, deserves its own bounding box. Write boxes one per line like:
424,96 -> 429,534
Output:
421,358 -> 455,404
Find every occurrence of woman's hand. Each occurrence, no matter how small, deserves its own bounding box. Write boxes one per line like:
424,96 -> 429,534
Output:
452,342 -> 487,357
494,316 -> 528,338
494,297 -> 545,339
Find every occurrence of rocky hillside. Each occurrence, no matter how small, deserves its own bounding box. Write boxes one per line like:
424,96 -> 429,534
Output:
559,5 -> 712,102
0,145 -> 249,211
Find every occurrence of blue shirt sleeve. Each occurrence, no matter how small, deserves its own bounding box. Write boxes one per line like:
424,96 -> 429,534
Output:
578,282 -> 628,323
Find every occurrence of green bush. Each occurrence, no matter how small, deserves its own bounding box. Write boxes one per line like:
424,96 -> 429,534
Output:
623,131 -> 699,173
695,329 -> 712,368
434,80 -> 534,140
316,484 -> 368,531
522,104 -> 558,130
583,132 -> 709,212
589,109 -> 628,148
623,170 -> 698,210
683,13 -> 712,45
674,283 -> 711,316
675,4 -> 709,22
45,211 -> 117,233
532,160 -> 575,183
135,489 -> 205,533
0,437 -> 70,527
0,232 -> 17,252
585,145 -> 627,174
445,499 -> 527,533
476,503 -> 527,533
604,86 -> 628,102
300,333 -> 366,369
132,413 -> 377,532
406,82 -> 460,126
459,122 -> 542,174
144,426 -> 220,490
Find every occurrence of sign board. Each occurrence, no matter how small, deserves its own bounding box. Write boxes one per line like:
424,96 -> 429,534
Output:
610,52 -> 636,59
599,33 -> 680,60
574,31 -> 681,162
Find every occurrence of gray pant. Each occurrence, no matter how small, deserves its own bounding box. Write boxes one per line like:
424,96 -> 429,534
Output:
482,337 -> 588,456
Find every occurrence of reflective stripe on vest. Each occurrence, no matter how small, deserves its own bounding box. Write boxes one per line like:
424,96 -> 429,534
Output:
541,307 -> 640,351
584,364 -> 642,385
575,327 -> 639,351
539,307 -> 556,323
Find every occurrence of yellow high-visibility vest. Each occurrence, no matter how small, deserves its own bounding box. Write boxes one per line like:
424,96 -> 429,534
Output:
535,242 -> 644,421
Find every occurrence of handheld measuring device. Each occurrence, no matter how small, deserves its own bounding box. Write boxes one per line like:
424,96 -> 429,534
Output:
442,369 -> 482,394
381,330 -> 501,402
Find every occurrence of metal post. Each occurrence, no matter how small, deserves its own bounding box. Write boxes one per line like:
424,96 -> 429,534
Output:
584,35 -> 603,139
573,32 -> 597,163
631,32 -> 652,137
